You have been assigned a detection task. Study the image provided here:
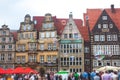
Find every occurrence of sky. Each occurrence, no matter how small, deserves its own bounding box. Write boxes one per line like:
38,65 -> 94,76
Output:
0,0 -> 120,30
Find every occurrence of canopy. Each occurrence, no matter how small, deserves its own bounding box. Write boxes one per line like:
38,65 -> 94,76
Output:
13,67 -> 25,74
0,68 -> 5,74
96,66 -> 119,71
24,67 -> 38,74
57,70 -> 69,74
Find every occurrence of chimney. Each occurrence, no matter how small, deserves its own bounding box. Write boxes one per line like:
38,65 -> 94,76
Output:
111,4 -> 115,13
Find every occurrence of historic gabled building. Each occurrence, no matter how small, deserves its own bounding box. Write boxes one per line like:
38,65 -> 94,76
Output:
84,5 -> 120,69
33,13 -> 58,72
15,14 -> 38,68
58,12 -> 84,72
0,25 -> 16,69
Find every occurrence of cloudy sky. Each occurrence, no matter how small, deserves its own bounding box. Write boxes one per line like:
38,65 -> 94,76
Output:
0,0 -> 120,30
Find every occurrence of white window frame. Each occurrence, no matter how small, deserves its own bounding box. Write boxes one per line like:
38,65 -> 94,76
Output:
103,24 -> 108,28
100,35 -> 105,41
102,16 -> 107,20
94,35 -> 99,41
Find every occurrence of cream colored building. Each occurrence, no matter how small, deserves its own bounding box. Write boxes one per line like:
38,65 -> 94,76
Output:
59,13 -> 84,72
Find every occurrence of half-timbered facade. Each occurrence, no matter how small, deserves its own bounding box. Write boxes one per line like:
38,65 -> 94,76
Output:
84,5 -> 120,69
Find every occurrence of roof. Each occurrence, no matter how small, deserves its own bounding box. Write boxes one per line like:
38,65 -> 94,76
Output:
33,16 -> 89,41
84,8 -> 120,31
11,31 -> 17,41
78,26 -> 89,41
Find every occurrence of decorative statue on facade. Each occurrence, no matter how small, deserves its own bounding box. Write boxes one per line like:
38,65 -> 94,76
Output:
20,14 -> 34,31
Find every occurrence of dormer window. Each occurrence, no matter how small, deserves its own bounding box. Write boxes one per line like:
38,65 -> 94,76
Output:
103,24 -> 108,28
109,24 -> 113,28
102,16 -> 107,20
98,24 -> 101,28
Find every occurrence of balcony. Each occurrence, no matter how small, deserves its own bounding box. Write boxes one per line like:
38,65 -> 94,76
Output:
28,48 -> 37,54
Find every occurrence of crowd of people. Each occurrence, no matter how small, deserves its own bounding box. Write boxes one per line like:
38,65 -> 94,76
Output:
0,70 -> 120,80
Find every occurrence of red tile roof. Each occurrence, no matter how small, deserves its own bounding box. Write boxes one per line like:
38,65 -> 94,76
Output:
84,8 -> 120,31
78,26 -> 89,41
33,16 -> 89,41
11,32 -> 18,41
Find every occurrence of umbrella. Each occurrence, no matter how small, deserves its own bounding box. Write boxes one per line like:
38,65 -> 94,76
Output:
5,68 -> 14,74
13,67 -> 25,74
24,67 -> 38,74
96,66 -> 119,71
0,68 -> 5,74
57,70 -> 69,74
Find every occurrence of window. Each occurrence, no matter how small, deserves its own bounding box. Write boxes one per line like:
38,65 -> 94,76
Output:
47,55 -> 51,63
48,23 -> 52,28
41,33 -> 45,38
2,45 -> 5,49
48,43 -> 52,50
109,24 -> 113,28
102,16 -> 107,20
103,24 -> 108,28
9,37 -> 12,42
53,43 -> 56,50
43,24 -> 47,28
16,56 -> 20,63
100,35 -> 105,41
94,35 -> 99,41
51,32 -> 55,37
107,35 -> 112,41
64,34 -> 67,38
85,47 -> 89,53
40,55 -> 44,63
2,38 -> 6,42
112,34 -> 118,41
21,56 -> 25,63
8,54 -> 12,60
98,24 -> 101,28
2,31 -> 6,35
28,55 -> 36,62
1,54 -> 5,61
69,34 -> 72,38
74,33 -> 78,39
46,32 -> 50,38
30,33 -> 33,39
52,56 -> 56,63
40,44 -> 44,50
9,45 -> 12,49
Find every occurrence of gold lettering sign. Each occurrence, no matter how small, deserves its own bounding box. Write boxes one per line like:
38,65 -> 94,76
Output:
102,29 -> 109,32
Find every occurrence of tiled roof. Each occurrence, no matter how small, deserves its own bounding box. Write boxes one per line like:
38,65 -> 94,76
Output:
84,8 -> 120,31
33,16 -> 89,41
105,8 -> 120,30
11,32 -> 17,41
78,26 -> 89,41
84,9 -> 102,31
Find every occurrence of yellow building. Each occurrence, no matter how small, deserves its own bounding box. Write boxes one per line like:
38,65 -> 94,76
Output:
37,13 -> 58,72
15,14 -> 38,68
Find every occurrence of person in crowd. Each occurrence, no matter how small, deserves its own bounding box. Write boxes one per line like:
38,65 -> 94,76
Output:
29,72 -> 35,80
58,75 -> 62,80
101,70 -> 111,80
90,70 -> 96,80
46,73 -> 50,80
81,71 -> 88,80
93,73 -> 100,80
111,71 -> 118,80
118,70 -> 120,80
74,72 -> 79,80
